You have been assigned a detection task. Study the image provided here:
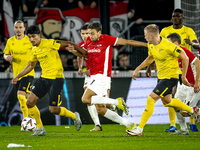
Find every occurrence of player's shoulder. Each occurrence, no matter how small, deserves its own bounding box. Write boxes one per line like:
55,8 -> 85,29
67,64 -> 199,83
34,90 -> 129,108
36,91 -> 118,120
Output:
161,37 -> 171,44
7,36 -> 16,43
100,34 -> 111,39
182,25 -> 194,31
161,38 -> 177,49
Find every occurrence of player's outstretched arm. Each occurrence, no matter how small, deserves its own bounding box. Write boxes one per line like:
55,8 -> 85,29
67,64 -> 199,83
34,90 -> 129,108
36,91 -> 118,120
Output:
12,61 -> 37,84
178,51 -> 190,86
116,38 -> 147,47
77,56 -> 84,76
60,41 -> 87,57
193,59 -> 200,93
67,44 -> 85,58
132,56 -> 154,80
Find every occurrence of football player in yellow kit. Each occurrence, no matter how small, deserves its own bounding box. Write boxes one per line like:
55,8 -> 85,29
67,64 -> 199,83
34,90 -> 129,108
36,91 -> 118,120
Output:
4,20 -> 34,131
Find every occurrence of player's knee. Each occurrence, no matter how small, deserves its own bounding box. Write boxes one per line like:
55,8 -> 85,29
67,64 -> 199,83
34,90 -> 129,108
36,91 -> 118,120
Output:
49,106 -> 60,115
81,96 -> 88,104
26,100 -> 34,108
96,105 -> 106,115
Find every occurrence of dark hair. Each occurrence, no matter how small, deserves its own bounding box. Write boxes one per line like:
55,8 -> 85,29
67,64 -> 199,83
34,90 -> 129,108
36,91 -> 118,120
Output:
173,8 -> 183,14
87,22 -> 102,32
26,25 -> 41,35
167,33 -> 181,44
81,23 -> 89,30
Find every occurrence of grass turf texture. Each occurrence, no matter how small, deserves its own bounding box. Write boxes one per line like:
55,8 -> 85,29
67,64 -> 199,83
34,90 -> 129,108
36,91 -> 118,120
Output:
1,123 -> 200,150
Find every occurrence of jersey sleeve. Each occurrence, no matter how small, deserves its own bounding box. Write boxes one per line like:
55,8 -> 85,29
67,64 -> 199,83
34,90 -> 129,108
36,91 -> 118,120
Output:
3,40 -> 11,55
104,35 -> 118,46
48,39 -> 61,50
172,45 -> 182,58
187,28 -> 198,41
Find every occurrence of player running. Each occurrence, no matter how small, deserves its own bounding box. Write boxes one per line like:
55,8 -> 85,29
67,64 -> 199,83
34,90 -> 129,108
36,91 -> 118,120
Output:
68,22 -> 147,132
77,24 -> 117,131
12,25 -> 84,136
126,24 -> 199,136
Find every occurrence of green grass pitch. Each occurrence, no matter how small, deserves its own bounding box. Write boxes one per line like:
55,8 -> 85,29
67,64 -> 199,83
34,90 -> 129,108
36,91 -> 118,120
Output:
1,123 -> 200,150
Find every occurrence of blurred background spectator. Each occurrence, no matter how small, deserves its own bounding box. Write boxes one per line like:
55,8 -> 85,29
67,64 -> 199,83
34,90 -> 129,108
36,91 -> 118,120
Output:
59,50 -> 71,71
71,56 -> 79,71
22,0 -> 43,17
117,53 -> 132,70
78,0 -> 98,9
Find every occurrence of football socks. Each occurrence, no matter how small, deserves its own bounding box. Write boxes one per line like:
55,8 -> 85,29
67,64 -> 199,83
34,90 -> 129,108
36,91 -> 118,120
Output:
59,107 -> 76,119
18,94 -> 28,118
138,96 -> 155,129
165,98 -> 192,112
28,105 -> 43,128
168,106 -> 176,126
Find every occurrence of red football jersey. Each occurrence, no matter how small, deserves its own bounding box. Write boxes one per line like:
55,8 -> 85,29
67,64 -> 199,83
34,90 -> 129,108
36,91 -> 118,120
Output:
84,34 -> 118,77
178,46 -> 197,86
78,40 -> 90,70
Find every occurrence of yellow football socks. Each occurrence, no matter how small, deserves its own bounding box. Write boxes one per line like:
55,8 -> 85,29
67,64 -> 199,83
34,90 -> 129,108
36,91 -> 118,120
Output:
165,98 -> 192,112
168,107 -> 176,126
190,116 -> 195,124
138,96 -> 155,128
59,107 -> 75,119
18,94 -> 28,118
28,105 -> 43,128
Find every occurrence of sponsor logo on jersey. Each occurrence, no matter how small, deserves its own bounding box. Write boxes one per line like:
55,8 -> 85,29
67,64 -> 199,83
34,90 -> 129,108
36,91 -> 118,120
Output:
88,48 -> 101,53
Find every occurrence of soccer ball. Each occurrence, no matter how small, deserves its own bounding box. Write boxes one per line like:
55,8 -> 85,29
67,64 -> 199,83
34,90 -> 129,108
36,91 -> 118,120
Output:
21,117 -> 37,132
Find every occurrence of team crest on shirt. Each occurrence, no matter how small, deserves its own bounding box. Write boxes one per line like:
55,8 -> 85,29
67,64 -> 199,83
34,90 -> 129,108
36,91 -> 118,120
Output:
97,44 -> 102,47
159,48 -> 164,52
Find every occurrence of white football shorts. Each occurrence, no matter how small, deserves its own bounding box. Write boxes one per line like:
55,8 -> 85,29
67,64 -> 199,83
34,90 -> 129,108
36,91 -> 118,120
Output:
175,82 -> 200,107
87,74 -> 111,97
83,75 -> 92,88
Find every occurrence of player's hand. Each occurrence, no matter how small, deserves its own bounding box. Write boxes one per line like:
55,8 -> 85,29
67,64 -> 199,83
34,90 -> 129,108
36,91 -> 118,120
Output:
146,66 -> 151,77
132,70 -> 138,80
183,38 -> 191,45
194,82 -> 200,93
68,44 -> 77,53
5,55 -> 13,63
180,110 -> 190,117
182,76 -> 191,87
12,77 -> 19,84
85,70 -> 90,76
78,69 -> 83,76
